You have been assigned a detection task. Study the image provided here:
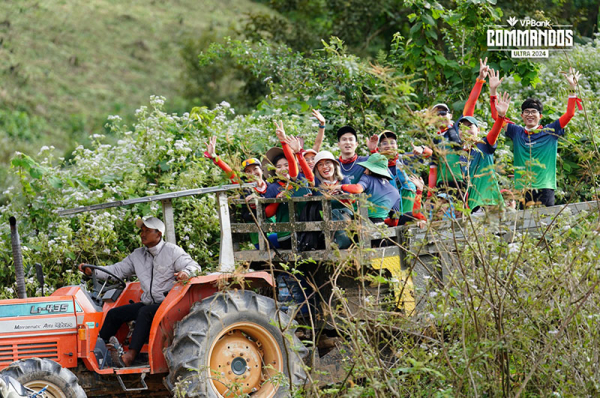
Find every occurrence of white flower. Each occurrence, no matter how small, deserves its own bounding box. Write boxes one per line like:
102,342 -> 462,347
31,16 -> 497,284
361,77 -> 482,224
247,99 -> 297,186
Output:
38,146 -> 50,155
150,95 -> 166,107
508,243 -> 520,254
107,115 -> 122,122
219,101 -> 231,108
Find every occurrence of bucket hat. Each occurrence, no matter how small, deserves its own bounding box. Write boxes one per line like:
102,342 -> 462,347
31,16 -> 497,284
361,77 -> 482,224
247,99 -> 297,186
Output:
357,153 -> 392,180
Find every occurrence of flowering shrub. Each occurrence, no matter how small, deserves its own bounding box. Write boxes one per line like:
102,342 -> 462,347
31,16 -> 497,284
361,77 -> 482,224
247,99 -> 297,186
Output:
1,26 -> 600,397
2,35 -> 599,297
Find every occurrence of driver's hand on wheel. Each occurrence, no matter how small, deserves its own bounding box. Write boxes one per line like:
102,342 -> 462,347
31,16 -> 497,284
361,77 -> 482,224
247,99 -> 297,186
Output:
78,263 -> 92,276
174,271 -> 190,281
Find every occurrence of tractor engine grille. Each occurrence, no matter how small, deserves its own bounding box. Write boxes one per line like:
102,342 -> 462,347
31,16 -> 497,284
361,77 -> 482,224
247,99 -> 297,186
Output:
0,341 -> 59,365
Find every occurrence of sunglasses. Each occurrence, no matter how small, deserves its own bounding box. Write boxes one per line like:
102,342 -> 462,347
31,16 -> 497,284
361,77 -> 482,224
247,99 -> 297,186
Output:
437,111 -> 449,116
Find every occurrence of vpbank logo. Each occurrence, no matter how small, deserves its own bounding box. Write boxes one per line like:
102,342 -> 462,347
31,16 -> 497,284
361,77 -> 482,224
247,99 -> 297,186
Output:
487,16 -> 573,59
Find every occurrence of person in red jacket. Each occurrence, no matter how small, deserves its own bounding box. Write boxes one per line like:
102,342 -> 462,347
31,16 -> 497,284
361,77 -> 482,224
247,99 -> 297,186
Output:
204,136 -> 281,247
204,135 -> 269,200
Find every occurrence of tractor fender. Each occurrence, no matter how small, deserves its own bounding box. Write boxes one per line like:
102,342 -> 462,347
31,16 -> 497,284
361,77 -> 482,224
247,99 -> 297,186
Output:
148,271 -> 275,373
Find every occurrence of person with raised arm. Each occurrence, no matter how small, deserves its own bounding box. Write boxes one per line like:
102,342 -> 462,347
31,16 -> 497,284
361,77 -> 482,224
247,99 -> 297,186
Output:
290,146 -> 355,249
204,135 -> 268,199
310,109 -> 327,153
203,136 -> 278,247
294,109 -> 326,183
489,67 -> 582,207
262,121 -> 302,249
459,92 -> 512,211
415,58 -> 490,196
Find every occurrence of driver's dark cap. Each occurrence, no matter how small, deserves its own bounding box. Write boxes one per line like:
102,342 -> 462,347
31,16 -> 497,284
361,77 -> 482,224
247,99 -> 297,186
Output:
136,216 -> 165,235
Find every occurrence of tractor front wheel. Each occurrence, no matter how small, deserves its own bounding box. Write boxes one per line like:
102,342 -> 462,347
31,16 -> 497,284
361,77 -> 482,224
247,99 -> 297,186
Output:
165,290 -> 307,397
1,357 -> 86,398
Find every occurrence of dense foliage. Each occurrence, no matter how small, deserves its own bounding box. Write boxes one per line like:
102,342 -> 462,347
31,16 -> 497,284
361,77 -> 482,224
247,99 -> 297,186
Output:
310,208 -> 600,396
0,1 -> 599,395
1,24 -> 599,291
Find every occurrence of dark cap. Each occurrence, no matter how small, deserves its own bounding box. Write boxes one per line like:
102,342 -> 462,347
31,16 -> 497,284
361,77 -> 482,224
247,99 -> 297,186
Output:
378,130 -> 397,144
336,126 -> 357,141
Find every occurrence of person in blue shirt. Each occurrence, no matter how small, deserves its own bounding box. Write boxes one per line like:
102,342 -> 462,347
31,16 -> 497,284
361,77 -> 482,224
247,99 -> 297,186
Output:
375,130 -> 418,214
341,153 -> 401,224
336,126 -> 370,184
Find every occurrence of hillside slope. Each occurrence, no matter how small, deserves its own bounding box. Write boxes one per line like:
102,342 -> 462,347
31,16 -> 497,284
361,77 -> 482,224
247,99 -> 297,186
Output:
0,0 -> 269,184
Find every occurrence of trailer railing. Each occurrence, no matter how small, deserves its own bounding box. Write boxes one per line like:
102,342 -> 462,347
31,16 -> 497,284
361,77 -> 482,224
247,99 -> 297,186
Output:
58,183 -> 600,280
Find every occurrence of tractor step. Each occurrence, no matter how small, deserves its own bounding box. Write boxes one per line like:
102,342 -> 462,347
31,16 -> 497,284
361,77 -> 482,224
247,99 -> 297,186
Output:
115,367 -> 150,392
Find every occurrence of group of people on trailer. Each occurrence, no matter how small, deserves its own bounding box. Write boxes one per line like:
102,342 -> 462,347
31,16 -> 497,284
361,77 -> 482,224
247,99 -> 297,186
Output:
204,59 -> 583,248
74,59 -> 582,369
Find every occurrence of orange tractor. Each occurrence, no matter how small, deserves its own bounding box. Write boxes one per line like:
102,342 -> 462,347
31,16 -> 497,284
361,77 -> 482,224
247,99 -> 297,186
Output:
1,182 -> 423,397
0,185 -> 308,397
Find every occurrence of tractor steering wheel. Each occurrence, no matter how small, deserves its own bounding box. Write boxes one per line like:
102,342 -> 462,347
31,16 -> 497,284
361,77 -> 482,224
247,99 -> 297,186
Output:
81,264 -> 127,306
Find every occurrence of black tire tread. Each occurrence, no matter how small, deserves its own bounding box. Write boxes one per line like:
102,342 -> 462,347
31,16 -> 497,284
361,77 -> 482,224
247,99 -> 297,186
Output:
164,290 -> 307,397
1,357 -> 86,398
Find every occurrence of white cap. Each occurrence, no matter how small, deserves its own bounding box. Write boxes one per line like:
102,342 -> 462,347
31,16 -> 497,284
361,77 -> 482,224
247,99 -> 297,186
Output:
431,103 -> 450,112
135,216 -> 165,235
313,150 -> 339,167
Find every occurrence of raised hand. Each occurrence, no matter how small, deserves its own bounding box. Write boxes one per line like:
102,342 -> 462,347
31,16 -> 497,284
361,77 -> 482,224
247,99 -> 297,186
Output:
478,57 -> 489,80
411,142 -> 424,156
274,120 -> 287,142
367,134 -> 379,153
284,135 -> 302,154
312,109 -> 326,127
489,68 -> 504,95
322,183 -> 342,194
408,175 -> 424,191
495,91 -> 512,118
205,136 -> 217,158
562,67 -> 581,90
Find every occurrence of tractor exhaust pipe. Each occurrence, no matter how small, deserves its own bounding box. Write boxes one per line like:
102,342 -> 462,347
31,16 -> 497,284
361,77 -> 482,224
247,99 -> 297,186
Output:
9,216 -> 27,299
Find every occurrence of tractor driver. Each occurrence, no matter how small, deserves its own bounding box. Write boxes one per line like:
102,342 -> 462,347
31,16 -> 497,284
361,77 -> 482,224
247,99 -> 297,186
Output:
78,216 -> 201,367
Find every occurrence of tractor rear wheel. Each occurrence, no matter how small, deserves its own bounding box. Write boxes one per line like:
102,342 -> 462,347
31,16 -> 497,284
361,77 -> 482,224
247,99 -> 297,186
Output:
1,357 -> 86,398
165,290 -> 307,397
